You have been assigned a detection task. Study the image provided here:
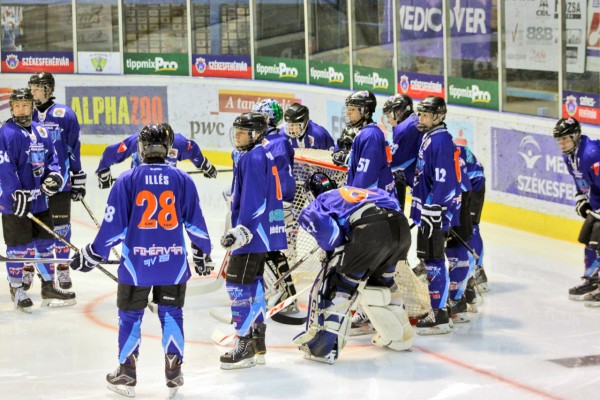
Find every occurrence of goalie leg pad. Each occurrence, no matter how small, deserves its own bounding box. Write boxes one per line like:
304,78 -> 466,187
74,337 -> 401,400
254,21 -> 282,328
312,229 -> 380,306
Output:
360,286 -> 391,307
368,305 -> 414,351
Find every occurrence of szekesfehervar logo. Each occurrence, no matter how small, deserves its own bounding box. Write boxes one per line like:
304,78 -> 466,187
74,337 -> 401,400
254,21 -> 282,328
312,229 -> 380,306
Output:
195,57 -> 206,74
565,95 -> 577,116
518,136 -> 542,169
6,54 -> 19,69
399,75 -> 410,93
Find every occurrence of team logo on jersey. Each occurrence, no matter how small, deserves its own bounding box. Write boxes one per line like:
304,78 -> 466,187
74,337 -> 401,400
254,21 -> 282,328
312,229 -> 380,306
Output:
594,162 -> 600,176
195,57 -> 207,74
168,148 -> 178,159
422,136 -> 431,150
5,54 -> 19,69
399,75 -> 409,93
308,136 -> 314,147
565,95 -> 577,117
187,141 -> 193,151
37,111 -> 46,122
117,142 -> 127,153
52,108 -> 66,118
36,126 -> 48,138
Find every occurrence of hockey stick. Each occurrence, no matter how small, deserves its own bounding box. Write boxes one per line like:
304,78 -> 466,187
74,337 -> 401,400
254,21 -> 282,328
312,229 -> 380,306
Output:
449,228 -> 480,261
26,212 -> 119,282
0,254 -> 84,264
186,168 -> 233,175
211,284 -> 311,346
263,245 -> 321,299
186,250 -> 229,296
80,198 -> 122,261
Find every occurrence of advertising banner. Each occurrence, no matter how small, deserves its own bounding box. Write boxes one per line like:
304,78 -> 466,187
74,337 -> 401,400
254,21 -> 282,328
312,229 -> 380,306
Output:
491,127 -> 576,206
447,76 -> 499,111
308,60 -> 350,90
397,71 -> 444,100
352,65 -> 394,95
562,90 -> 600,125
124,53 -> 189,76
77,52 -> 121,74
587,0 -> 600,72
191,54 -> 251,79
1,51 -> 74,73
254,56 -> 306,83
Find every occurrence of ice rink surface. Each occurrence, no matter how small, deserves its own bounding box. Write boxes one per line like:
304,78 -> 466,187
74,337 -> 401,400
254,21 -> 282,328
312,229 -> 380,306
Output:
0,156 -> 598,400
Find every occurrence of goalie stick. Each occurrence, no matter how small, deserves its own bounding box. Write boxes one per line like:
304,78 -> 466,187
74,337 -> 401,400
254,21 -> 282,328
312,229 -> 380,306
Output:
211,284 -> 311,346
27,212 -> 119,283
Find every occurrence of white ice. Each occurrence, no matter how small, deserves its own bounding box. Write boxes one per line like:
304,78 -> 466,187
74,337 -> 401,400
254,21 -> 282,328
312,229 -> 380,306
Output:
0,156 -> 597,400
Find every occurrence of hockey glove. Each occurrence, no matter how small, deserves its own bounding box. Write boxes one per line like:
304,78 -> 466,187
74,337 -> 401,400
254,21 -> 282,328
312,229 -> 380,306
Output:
70,170 -> 87,201
70,243 -> 103,273
97,168 -> 114,189
41,172 -> 63,197
332,149 -> 350,166
220,225 -> 254,250
337,126 -> 358,151
192,243 -> 215,276
575,193 -> 592,219
11,190 -> 31,218
420,204 -> 443,239
200,160 -> 217,179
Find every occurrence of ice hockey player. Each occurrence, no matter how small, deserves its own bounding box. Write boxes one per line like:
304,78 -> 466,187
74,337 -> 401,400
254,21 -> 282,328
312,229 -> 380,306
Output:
553,117 -> 600,306
24,72 -> 85,291
411,96 -> 461,335
293,172 -> 413,363
333,90 -> 395,196
70,123 -> 212,398
0,88 -> 76,312
95,129 -> 217,188
252,99 -> 299,316
279,103 -> 334,150
382,94 -> 422,211
219,112 -> 287,369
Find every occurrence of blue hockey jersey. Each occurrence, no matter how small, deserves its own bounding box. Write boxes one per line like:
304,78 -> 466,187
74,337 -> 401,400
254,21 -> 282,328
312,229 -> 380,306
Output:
0,119 -> 60,214
263,128 -> 296,203
390,113 -> 423,188
565,135 -> 600,210
279,120 -> 335,151
91,163 -> 211,286
298,186 -> 401,251
230,143 -> 287,255
410,125 -> 461,230
457,145 -> 485,192
32,102 -> 82,192
347,123 -> 395,195
96,133 -> 211,173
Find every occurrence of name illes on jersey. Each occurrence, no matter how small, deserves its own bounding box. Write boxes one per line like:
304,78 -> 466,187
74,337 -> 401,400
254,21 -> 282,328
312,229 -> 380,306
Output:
145,174 -> 169,185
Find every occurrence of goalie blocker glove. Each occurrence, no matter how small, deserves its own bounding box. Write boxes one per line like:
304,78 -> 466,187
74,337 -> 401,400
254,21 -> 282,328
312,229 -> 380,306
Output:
12,190 -> 31,218
191,242 -> 215,276
575,193 -> 592,219
70,243 -> 103,272
420,204 -> 442,239
41,172 -> 63,197
97,168 -> 114,189
70,170 -> 87,201
220,225 -> 253,251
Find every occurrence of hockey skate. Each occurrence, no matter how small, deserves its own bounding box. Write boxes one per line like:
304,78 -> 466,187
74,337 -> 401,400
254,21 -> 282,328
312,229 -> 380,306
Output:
165,354 -> 183,399
569,276 -> 599,301
106,353 -> 137,398
252,323 -> 267,365
40,280 -> 76,307
584,290 -> 600,307
349,307 -> 375,336
298,344 -> 337,365
473,267 -> 490,292
416,308 -> 451,335
22,264 -> 35,291
56,263 -> 72,289
448,296 -> 469,323
464,277 -> 478,313
220,335 -> 256,370
10,285 -> 33,313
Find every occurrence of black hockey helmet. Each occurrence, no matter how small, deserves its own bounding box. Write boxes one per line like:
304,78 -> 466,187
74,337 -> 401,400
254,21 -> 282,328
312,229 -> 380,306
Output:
304,172 -> 338,199
416,96 -> 447,131
9,88 -> 34,127
28,72 -> 55,105
137,123 -> 175,162
382,94 -> 413,124
230,112 -> 268,151
345,90 -> 377,127
284,103 -> 309,139
553,117 -> 581,155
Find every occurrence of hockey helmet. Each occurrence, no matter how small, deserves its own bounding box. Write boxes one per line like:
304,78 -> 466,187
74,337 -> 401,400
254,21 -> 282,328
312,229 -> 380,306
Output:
304,172 -> 338,199
382,94 -> 413,124
28,72 -> 55,106
284,103 -> 309,139
344,90 -> 377,128
553,117 -> 581,155
9,88 -> 34,127
252,99 -> 283,128
416,96 -> 447,131
137,123 -> 175,162
230,112 -> 268,152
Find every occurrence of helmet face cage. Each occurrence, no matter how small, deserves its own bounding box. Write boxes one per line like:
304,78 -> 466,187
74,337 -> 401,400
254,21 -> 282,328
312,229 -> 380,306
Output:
137,123 -> 174,161
383,94 -> 413,123
284,104 -> 309,139
553,117 -> 581,155
230,112 -> 268,151
28,72 -> 55,106
9,88 -> 34,127
252,99 -> 283,127
345,91 -> 376,127
416,96 -> 447,130
303,172 -> 338,200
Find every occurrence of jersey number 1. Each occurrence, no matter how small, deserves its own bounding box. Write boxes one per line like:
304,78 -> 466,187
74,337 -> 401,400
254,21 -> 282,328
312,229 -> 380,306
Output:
136,190 -> 179,230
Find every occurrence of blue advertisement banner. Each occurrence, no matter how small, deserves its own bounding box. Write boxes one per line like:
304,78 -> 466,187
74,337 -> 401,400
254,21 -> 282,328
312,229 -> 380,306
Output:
491,127 -> 577,205
65,86 -> 169,135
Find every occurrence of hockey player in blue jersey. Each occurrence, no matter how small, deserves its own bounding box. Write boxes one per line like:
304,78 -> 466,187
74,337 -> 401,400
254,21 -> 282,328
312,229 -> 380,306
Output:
410,96 -> 461,335
553,117 -> 600,306
334,90 -> 395,196
252,99 -> 299,315
95,130 -> 217,188
219,112 -> 287,369
70,123 -> 212,397
280,103 -> 334,150
293,172 -> 413,364
0,88 -> 75,312
382,94 -> 422,211
26,72 -> 85,290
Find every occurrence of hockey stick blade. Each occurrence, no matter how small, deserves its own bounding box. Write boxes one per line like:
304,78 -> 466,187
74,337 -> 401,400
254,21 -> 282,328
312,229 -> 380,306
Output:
0,254 -> 119,264
209,305 -> 307,326
211,285 -> 310,346
187,250 -> 230,296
